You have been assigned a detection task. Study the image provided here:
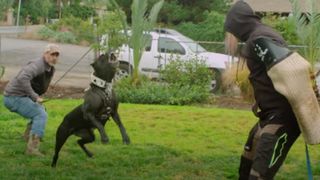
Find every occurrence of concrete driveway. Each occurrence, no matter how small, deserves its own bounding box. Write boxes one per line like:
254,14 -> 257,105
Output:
0,37 -> 96,88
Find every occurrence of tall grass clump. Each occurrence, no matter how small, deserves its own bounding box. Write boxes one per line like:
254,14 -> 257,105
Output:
222,58 -> 254,102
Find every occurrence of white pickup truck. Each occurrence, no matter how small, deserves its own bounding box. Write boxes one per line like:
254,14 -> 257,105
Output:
112,28 -> 235,93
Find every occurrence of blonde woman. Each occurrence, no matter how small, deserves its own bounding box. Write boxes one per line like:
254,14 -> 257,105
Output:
224,1 -> 301,179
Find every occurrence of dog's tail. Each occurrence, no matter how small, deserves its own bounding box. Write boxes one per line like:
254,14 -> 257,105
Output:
51,125 -> 71,167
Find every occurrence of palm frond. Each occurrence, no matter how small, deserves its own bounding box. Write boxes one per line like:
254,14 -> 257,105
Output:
147,0 -> 164,30
290,0 -> 320,69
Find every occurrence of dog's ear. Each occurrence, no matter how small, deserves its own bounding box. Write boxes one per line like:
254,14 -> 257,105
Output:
110,53 -> 117,62
90,61 -> 96,67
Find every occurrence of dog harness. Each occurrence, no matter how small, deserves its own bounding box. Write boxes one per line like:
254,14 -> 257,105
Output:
90,74 -> 113,119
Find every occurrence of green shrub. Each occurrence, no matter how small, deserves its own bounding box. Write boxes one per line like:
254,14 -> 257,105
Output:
54,31 -> 77,44
160,57 -> 212,88
38,26 -> 56,39
39,16 -> 94,44
115,77 -> 210,105
115,58 -> 211,105
50,16 -> 94,42
115,77 -> 169,104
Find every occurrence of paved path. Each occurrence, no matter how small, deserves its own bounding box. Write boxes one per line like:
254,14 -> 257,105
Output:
0,37 -> 96,88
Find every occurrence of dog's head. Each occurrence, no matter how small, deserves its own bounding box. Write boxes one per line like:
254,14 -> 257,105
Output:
91,53 -> 119,82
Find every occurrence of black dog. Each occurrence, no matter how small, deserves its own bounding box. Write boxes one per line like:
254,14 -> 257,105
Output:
51,53 -> 130,167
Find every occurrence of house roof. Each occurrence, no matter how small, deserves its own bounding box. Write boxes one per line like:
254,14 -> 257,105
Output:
232,0 -> 320,13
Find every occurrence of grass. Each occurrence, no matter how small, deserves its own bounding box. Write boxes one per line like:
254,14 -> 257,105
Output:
0,95 -> 319,179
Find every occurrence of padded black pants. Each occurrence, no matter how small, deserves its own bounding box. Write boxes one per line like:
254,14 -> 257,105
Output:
238,114 -> 301,180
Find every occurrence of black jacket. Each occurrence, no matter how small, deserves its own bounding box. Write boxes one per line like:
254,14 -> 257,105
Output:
4,58 -> 55,101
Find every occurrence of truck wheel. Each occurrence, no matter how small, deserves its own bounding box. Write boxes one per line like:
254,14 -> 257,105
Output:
210,68 -> 221,93
115,63 -> 131,81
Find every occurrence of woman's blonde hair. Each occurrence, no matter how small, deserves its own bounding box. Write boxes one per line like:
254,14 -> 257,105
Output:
222,32 -> 254,101
224,32 -> 239,56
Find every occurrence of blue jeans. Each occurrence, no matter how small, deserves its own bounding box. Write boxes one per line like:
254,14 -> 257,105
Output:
3,96 -> 48,137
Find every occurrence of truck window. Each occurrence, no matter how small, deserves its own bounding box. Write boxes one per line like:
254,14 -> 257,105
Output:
127,34 -> 152,51
158,37 -> 186,55
144,34 -> 152,51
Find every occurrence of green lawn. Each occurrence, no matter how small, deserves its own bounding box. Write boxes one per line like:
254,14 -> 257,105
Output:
0,96 -> 319,179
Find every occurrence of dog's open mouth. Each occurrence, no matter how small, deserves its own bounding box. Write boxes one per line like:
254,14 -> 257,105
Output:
109,53 -> 118,61
109,54 -> 119,67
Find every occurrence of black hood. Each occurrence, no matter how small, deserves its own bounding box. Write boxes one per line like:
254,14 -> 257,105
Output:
224,1 -> 262,42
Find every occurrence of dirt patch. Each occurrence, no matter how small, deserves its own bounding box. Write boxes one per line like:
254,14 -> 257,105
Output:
0,81 -> 85,99
0,80 -> 251,110
0,81 -> 8,94
211,95 -> 252,110
45,85 -> 85,99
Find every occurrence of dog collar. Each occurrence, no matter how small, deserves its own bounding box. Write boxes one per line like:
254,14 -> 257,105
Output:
91,73 -> 112,89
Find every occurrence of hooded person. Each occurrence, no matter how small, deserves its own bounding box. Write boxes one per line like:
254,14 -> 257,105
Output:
224,1 -> 320,179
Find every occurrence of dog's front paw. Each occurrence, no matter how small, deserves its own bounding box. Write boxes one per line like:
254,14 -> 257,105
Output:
123,137 -> 131,145
87,152 -> 94,158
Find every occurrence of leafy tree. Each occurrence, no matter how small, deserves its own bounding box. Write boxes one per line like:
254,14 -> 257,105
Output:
211,0 -> 231,13
157,1 -> 189,24
0,0 -> 14,20
177,0 -> 220,22
174,11 -> 232,53
16,0 -> 52,24
176,11 -> 225,52
112,0 -> 132,22
116,0 -> 230,25
96,11 -> 127,51
62,4 -> 96,19
82,0 -> 108,8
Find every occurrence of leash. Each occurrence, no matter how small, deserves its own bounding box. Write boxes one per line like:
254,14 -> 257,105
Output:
305,144 -> 313,180
52,47 -> 93,87
43,47 -> 93,103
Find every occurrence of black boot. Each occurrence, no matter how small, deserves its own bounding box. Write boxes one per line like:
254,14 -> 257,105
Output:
239,156 -> 253,180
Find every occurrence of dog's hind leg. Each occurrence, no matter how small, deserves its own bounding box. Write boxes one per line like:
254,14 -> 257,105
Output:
51,126 -> 71,167
77,129 -> 95,157
112,112 -> 130,144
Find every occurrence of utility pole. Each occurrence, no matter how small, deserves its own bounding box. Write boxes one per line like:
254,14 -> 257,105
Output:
58,0 -> 62,19
16,0 -> 21,26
